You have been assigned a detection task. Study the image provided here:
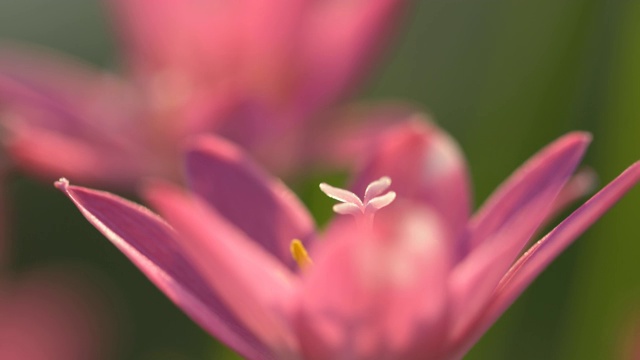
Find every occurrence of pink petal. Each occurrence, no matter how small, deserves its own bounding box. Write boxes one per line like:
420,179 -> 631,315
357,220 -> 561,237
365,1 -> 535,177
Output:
0,44 -> 134,136
184,135 -> 316,269
547,167 -> 597,219
468,132 -> 591,250
298,0 -> 406,114
55,179 -> 270,360
451,161 -> 640,358
449,133 -> 590,338
145,181 -> 300,358
351,119 -> 472,252
237,1 -> 307,101
447,206 -> 546,341
0,44 -> 149,187
107,0 -> 238,82
297,206 -> 451,359
6,123 -> 145,187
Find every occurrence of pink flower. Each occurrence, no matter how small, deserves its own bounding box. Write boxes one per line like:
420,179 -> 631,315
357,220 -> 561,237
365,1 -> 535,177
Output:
56,120 -> 640,359
0,269 -> 111,360
0,1 -> 406,187
0,165 -> 112,359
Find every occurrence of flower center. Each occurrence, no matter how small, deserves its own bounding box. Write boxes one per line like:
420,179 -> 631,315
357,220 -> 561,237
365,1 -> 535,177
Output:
289,177 -> 396,271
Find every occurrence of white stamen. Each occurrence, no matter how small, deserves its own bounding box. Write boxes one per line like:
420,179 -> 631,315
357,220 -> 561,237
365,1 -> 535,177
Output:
365,191 -> 396,214
333,202 -> 363,216
319,183 -> 364,207
364,176 -> 392,203
320,176 -> 396,216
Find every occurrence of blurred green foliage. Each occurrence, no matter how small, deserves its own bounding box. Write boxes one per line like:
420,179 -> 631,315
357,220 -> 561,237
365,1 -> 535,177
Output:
1,0 -> 638,359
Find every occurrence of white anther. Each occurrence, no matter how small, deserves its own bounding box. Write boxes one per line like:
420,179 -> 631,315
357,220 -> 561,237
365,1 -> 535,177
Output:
320,176 -> 396,216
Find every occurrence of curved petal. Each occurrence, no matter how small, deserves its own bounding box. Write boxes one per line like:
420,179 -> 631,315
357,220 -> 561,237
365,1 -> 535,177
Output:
351,118 -> 471,252
547,167 -> 597,219
184,135 -> 316,269
447,206 -> 543,341
297,206 -> 451,359
145,181 -> 300,358
450,161 -> 640,359
449,133 -> 590,338
468,132 -> 591,250
54,179 -> 270,360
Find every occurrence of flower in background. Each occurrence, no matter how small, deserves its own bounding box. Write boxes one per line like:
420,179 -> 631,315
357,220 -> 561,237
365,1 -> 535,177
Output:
0,268 -> 112,360
56,119 -> 640,359
0,212 -> 113,360
0,0 -> 407,188
0,160 -> 113,360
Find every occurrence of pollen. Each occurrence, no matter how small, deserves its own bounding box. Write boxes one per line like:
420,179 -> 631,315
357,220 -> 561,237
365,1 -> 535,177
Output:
290,239 -> 313,270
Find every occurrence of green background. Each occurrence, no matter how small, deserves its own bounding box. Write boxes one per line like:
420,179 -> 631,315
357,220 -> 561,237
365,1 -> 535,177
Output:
1,0 -> 638,359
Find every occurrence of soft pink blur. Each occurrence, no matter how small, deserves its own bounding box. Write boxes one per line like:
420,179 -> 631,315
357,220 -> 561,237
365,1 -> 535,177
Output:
0,166 -> 114,359
0,267 -> 114,360
56,118 -> 640,359
0,1 -> 407,188
620,314 -> 640,360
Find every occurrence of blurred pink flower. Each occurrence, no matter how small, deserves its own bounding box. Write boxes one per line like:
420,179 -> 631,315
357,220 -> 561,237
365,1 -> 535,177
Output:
0,0 -> 406,188
0,268 -> 112,360
0,161 -> 112,359
55,120 -> 640,359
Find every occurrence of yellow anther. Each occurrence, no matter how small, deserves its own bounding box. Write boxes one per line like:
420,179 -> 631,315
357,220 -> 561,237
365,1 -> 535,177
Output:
290,239 -> 313,270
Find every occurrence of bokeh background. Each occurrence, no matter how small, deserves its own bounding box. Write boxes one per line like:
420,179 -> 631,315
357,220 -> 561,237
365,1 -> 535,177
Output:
1,0 -> 639,359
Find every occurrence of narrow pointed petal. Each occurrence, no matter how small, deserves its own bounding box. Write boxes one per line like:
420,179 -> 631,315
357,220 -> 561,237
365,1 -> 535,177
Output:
185,135 -> 316,269
55,179 -> 271,360
146,181 -> 299,358
451,162 -> 640,358
297,206 -> 451,359
469,132 -> 591,250
450,133 -> 590,336
523,168 -> 598,238
547,168 -> 597,219
447,207 -> 541,340
351,119 -> 472,251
